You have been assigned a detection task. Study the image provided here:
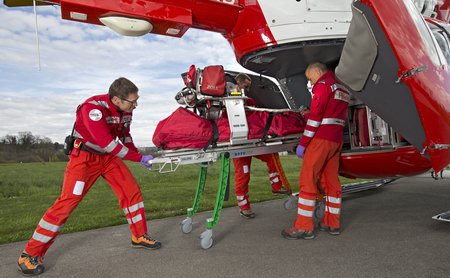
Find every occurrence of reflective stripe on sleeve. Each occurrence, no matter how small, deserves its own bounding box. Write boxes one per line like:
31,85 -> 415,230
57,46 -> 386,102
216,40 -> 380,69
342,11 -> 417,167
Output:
298,198 -> 316,207
32,231 -> 52,243
116,145 -> 129,158
87,100 -> 109,108
331,83 -> 348,92
104,140 -> 119,153
127,214 -> 143,224
306,119 -> 321,127
123,202 -> 144,214
38,219 -> 63,233
303,130 -> 315,138
321,118 -> 345,126
298,208 -> 314,217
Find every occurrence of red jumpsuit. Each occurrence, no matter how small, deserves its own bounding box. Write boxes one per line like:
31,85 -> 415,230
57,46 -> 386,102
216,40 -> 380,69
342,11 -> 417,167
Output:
234,154 -> 283,210
294,71 -> 350,231
24,94 -> 147,257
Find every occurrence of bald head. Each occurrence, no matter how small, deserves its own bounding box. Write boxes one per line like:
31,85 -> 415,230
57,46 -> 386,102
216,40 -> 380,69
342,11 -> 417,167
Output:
305,62 -> 328,85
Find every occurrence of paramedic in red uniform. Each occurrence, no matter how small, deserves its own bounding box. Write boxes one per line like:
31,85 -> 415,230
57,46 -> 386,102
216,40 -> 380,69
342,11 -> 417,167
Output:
282,63 -> 350,239
231,73 -> 289,219
17,77 -> 161,276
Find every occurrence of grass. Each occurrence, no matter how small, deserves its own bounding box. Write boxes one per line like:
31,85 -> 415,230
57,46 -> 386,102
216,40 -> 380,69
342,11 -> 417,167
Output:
0,155 -> 360,244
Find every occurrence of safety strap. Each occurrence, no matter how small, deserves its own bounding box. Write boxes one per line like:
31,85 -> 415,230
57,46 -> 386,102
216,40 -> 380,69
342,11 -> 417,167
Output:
288,112 -> 306,125
260,112 -> 274,142
203,119 -> 219,151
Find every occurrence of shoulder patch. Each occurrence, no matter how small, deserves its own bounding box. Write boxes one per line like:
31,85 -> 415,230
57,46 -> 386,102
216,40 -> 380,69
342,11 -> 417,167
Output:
89,109 -> 102,121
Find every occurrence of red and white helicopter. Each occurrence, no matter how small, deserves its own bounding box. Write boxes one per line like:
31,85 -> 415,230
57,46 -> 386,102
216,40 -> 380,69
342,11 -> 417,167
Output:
5,0 -> 450,249
5,0 -> 449,180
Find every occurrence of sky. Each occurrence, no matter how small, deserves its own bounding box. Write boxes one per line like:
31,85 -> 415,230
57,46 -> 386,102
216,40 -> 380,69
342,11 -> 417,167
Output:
0,4 -> 248,147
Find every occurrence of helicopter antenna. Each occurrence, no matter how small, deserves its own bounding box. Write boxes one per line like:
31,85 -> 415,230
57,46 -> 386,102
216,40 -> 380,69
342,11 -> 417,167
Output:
33,0 -> 42,71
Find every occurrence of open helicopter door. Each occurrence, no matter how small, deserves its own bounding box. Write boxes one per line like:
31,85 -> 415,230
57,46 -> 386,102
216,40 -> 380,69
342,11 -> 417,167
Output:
336,0 -> 450,172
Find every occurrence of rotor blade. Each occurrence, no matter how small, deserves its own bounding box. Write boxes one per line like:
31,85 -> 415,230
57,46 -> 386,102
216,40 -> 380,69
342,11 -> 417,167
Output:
4,0 -> 53,7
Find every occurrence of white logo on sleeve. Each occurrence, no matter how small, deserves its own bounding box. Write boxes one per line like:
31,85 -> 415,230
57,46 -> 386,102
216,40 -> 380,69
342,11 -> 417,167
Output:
89,109 -> 102,121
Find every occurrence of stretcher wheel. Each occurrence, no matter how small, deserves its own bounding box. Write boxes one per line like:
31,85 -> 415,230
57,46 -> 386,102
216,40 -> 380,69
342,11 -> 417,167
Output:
283,195 -> 298,210
200,229 -> 214,249
180,217 -> 193,234
314,201 -> 325,222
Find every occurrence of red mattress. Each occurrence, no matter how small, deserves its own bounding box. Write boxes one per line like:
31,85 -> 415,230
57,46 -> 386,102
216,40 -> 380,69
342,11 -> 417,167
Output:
153,107 -> 305,150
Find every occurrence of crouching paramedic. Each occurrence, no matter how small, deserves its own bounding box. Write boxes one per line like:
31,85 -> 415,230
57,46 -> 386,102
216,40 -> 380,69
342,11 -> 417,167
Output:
282,62 -> 350,239
18,77 -> 161,276
231,73 -> 289,219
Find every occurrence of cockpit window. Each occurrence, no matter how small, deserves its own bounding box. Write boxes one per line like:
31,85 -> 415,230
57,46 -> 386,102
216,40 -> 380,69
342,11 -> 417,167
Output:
404,0 -> 443,65
431,29 -> 450,64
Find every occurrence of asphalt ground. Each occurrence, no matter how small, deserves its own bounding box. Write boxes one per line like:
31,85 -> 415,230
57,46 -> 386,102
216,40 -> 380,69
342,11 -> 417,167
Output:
1,171 -> 449,278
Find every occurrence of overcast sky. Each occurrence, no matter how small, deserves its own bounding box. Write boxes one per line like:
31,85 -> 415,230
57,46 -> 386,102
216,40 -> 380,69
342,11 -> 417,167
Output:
0,4 -> 248,146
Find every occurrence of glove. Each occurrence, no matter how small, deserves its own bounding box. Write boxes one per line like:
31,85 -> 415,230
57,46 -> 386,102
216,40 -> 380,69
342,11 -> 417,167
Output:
296,145 -> 306,159
140,155 -> 153,169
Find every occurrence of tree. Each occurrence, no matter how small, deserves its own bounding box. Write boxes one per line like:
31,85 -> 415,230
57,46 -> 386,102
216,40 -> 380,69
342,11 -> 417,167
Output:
18,132 -> 36,150
0,132 -> 67,163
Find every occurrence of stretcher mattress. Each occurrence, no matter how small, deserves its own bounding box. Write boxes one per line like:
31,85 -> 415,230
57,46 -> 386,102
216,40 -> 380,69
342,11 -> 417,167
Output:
153,107 -> 306,150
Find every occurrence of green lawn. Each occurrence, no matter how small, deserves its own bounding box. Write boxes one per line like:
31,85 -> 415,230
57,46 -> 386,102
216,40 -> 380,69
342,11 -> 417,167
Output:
0,155 -> 359,244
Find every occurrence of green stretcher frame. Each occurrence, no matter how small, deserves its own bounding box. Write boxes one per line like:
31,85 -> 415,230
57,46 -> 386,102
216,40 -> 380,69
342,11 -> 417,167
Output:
186,152 -> 230,230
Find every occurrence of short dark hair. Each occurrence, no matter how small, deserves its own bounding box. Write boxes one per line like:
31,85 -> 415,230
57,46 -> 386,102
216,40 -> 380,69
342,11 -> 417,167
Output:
235,73 -> 251,84
108,77 -> 138,99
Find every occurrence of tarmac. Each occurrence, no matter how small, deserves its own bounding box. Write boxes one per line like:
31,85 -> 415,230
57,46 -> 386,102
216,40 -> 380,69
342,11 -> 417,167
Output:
1,171 -> 449,278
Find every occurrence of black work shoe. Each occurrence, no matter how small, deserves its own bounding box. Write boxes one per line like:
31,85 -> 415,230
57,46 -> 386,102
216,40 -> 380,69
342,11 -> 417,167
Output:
281,227 -> 315,240
17,252 -> 45,276
239,209 -> 256,219
318,223 -> 341,236
131,234 -> 162,249
272,188 -> 290,195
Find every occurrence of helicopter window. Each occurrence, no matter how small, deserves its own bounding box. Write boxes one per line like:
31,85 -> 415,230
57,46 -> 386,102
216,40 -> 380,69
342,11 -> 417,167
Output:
431,29 -> 450,64
404,0 -> 443,66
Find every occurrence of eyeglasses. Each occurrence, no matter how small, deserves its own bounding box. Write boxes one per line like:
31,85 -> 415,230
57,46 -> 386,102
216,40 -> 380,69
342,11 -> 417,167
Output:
121,98 -> 138,106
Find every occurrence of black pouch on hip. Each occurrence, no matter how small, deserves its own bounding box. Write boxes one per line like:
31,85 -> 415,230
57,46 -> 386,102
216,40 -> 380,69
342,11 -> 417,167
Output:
63,135 -> 75,155
64,120 -> 77,155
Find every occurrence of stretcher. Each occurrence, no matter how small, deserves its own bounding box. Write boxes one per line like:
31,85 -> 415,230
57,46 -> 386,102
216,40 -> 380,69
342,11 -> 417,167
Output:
150,65 -> 303,249
151,133 -> 299,249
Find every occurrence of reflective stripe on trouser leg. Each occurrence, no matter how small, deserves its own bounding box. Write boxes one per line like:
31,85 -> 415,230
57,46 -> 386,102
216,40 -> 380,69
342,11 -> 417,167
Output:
123,201 -> 146,231
318,140 -> 343,229
269,173 -> 282,191
256,154 -> 282,191
294,191 -> 316,231
103,156 -> 148,237
233,157 -> 252,210
295,138 -> 339,231
325,195 -> 341,228
236,194 -> 250,210
24,152 -> 101,257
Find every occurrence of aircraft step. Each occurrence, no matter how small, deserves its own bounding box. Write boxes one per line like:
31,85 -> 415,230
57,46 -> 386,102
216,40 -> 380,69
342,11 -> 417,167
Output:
432,211 -> 450,222
342,179 -> 394,194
